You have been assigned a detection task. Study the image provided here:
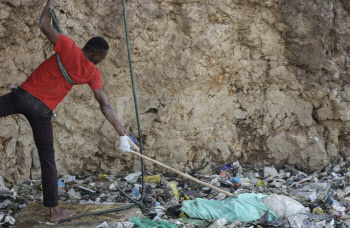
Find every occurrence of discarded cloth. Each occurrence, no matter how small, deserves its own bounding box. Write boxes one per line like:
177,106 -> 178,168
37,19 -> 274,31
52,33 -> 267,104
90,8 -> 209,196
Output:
181,193 -> 279,223
130,216 -> 178,228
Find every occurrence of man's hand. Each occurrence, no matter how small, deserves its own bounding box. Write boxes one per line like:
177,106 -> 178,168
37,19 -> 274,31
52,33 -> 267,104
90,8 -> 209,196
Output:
118,136 -> 131,152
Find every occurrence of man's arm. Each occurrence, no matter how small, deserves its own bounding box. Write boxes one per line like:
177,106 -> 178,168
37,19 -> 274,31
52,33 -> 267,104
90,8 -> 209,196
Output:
39,0 -> 59,45
93,88 -> 125,136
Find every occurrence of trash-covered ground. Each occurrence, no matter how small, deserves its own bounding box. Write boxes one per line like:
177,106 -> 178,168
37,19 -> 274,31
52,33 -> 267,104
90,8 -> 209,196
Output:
2,159 -> 350,227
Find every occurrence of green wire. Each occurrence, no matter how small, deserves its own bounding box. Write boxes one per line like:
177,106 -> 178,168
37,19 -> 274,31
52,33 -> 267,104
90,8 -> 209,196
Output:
122,0 -> 146,213
57,204 -> 136,224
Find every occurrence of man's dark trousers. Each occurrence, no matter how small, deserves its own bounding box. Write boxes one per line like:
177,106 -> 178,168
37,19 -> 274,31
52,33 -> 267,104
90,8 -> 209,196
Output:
0,87 -> 58,207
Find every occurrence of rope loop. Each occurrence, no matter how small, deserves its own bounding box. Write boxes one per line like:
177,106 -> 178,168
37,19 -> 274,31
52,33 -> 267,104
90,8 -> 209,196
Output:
49,7 -> 76,85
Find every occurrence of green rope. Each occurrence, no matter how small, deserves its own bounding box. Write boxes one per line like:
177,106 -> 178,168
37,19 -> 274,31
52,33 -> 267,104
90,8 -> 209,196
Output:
49,6 -> 76,85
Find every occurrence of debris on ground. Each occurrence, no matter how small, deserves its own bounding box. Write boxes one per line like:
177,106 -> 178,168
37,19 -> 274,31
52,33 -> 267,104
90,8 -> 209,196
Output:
2,158 -> 350,227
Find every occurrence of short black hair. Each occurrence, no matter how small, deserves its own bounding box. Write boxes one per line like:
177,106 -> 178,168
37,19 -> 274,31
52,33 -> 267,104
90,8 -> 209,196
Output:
83,37 -> 109,55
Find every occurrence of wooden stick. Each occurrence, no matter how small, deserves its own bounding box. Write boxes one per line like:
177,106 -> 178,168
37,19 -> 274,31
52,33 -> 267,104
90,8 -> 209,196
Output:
128,150 -> 234,197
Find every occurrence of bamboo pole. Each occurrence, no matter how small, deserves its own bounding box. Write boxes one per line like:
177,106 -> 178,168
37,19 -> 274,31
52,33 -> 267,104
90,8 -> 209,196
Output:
128,150 -> 234,197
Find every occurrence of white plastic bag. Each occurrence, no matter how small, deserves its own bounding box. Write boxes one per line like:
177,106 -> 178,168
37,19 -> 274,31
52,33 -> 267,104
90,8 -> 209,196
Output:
262,194 -> 309,219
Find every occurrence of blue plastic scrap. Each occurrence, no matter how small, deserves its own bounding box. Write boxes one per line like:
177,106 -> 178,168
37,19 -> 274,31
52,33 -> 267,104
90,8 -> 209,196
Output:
127,134 -> 139,145
230,176 -> 242,184
221,163 -> 235,173
57,179 -> 65,188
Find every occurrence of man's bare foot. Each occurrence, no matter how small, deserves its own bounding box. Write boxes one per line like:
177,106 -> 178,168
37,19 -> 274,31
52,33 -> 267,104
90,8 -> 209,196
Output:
49,206 -> 75,223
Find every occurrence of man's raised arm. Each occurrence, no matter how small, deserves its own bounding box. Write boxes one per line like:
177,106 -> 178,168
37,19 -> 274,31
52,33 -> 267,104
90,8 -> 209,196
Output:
39,0 -> 59,45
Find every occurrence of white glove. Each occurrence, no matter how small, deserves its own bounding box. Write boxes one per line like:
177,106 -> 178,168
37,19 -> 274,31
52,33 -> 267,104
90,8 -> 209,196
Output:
118,135 -> 131,152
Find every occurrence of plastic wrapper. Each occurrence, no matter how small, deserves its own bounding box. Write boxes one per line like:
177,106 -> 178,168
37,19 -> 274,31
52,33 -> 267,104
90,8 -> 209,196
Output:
256,180 -> 266,187
145,175 -> 161,183
125,172 -> 142,183
63,174 -> 76,183
169,182 -> 179,198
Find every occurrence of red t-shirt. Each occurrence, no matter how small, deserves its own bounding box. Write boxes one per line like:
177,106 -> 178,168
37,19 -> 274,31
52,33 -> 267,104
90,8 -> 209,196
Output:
21,34 -> 103,111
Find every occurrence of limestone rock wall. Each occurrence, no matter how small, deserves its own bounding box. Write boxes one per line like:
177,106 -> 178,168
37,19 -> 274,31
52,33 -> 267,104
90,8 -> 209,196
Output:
1,0 -> 350,184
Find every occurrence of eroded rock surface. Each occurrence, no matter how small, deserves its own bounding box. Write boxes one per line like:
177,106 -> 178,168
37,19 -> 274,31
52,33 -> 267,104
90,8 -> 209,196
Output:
1,0 -> 350,184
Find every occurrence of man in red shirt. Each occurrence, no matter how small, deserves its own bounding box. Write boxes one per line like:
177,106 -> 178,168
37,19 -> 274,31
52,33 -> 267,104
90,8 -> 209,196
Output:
0,0 -> 131,222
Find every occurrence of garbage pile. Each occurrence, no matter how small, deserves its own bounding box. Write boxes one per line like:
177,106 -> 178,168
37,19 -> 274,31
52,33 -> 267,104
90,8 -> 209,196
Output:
2,158 -> 350,227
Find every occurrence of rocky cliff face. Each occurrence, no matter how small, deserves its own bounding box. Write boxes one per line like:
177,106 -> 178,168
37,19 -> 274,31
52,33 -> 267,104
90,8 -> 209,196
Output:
1,0 -> 350,184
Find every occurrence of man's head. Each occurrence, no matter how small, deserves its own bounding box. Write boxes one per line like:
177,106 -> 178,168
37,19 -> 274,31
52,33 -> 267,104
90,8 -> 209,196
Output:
83,37 -> 109,65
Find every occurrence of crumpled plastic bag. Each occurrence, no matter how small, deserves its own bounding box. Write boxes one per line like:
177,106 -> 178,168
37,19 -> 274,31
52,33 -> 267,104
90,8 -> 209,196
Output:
262,194 -> 310,219
125,172 -> 142,183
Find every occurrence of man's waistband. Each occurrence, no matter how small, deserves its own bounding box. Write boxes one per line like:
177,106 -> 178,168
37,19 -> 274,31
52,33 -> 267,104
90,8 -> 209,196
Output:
12,87 -> 53,116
